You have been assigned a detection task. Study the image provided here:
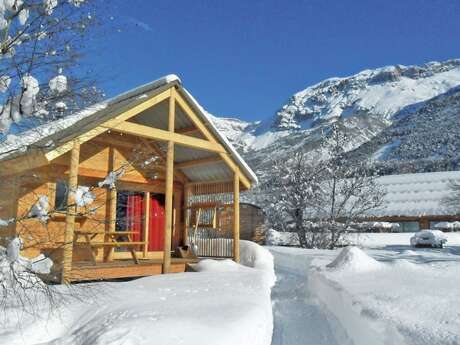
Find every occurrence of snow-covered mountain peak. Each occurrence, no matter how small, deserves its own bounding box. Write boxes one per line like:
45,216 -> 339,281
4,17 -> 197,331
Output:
209,59 -> 460,179
273,59 -> 460,130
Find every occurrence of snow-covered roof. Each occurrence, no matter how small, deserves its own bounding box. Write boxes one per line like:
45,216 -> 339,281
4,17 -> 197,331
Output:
370,170 -> 460,217
0,75 -> 258,185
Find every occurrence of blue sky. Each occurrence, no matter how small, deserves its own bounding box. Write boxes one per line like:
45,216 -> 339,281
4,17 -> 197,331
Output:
84,0 -> 460,122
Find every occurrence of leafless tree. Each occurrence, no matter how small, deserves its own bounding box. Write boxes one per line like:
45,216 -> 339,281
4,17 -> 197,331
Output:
0,0 -> 112,326
258,124 -> 386,249
442,181 -> 460,214
0,0 -> 102,134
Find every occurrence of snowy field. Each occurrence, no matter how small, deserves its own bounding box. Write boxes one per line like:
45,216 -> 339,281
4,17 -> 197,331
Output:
270,239 -> 460,345
4,234 -> 460,345
0,241 -> 275,345
267,228 -> 460,248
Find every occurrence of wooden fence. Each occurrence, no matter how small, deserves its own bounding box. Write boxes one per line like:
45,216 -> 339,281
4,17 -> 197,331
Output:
185,182 -> 234,258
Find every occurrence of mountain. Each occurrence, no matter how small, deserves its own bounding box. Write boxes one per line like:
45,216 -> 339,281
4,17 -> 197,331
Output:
210,59 -> 460,177
348,86 -> 460,173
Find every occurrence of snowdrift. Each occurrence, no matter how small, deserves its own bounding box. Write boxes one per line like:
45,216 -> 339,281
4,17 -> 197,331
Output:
326,246 -> 382,273
265,229 -> 299,246
0,241 -> 275,345
311,246 -> 460,345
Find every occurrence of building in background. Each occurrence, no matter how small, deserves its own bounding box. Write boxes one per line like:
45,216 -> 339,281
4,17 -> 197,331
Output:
365,171 -> 460,232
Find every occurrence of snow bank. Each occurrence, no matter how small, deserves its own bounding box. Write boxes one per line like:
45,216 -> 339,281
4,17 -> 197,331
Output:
310,271 -> 407,345
193,258 -> 243,272
0,242 -> 274,345
309,246 -> 460,345
265,229 -> 299,246
240,240 -> 276,287
326,246 -> 382,273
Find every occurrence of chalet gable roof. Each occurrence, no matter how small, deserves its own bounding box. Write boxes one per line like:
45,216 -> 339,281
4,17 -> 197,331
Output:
0,75 -> 258,186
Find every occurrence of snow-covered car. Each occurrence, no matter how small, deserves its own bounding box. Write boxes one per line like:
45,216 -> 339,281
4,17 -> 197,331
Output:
410,230 -> 448,248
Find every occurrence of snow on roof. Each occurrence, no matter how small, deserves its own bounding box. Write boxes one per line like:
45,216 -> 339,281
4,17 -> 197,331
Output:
0,74 -> 258,185
370,170 -> 460,217
0,74 -> 180,161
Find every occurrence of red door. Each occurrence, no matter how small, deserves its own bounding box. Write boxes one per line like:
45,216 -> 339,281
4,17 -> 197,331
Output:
125,193 -> 165,251
148,196 -> 165,251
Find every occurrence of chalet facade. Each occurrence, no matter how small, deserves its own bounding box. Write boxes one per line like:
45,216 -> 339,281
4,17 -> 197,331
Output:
0,75 -> 258,283
365,171 -> 460,231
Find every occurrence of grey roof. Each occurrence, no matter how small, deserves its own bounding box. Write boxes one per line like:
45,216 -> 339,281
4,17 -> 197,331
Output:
370,171 -> 460,217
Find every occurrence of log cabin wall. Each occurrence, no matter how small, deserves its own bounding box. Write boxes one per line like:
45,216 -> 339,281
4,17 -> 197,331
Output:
0,133 -> 185,265
0,174 -> 19,247
239,203 -> 266,244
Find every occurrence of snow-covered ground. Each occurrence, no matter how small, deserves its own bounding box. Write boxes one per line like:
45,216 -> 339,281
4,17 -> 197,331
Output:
267,228 -> 460,248
0,241 -> 275,345
269,241 -> 460,345
4,234 -> 460,345
270,247 -> 348,345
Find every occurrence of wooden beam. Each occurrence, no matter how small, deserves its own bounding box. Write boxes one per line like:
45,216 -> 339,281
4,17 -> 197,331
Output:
46,126 -> 108,162
183,184 -> 191,246
45,88 -> 172,162
106,121 -> 226,154
175,93 -> 252,190
163,89 -> 176,274
92,135 -> 139,150
175,126 -> 199,135
233,169 -> 240,263
140,138 -> 189,183
143,192 -> 150,257
175,156 -> 222,170
61,140 -> 80,284
49,163 -> 184,188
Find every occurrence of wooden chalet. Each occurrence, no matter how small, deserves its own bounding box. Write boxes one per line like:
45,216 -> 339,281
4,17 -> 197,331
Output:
0,75 -> 258,283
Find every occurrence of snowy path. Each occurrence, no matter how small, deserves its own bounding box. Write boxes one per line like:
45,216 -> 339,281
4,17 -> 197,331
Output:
269,248 -> 348,345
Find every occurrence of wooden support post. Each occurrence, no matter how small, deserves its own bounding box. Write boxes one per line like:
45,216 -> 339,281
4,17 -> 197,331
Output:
143,192 -> 150,257
61,140 -> 80,284
163,89 -> 175,273
8,176 -> 19,238
233,169 -> 240,263
420,217 -> 430,230
184,184 -> 191,245
104,146 -> 117,262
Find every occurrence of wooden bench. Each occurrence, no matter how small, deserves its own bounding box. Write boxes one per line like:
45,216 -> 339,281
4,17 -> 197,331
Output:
74,230 -> 145,264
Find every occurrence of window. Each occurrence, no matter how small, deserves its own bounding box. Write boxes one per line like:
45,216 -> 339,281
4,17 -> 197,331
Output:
396,221 -> 420,232
55,180 -> 69,210
54,181 -> 93,210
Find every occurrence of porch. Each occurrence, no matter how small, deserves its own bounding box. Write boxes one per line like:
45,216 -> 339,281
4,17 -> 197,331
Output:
52,83 -> 255,283
68,258 -> 195,282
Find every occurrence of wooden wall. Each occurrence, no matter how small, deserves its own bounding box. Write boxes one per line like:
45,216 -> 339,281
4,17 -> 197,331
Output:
0,133 -> 185,262
239,203 -> 266,244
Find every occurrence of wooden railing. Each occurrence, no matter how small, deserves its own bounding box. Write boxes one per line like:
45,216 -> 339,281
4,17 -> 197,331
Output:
188,229 -> 233,258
